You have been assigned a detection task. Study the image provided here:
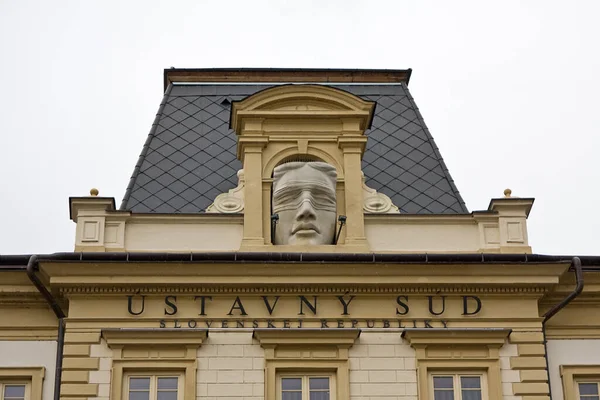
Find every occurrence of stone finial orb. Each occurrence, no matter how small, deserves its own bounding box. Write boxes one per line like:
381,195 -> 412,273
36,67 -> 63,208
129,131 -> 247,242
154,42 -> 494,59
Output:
90,188 -> 99,196
504,188 -> 512,198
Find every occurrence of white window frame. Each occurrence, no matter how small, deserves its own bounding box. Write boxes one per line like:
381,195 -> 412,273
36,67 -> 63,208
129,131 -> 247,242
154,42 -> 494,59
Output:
575,380 -> 600,400
0,381 -> 30,400
277,373 -> 336,400
123,372 -> 185,400
429,372 -> 488,400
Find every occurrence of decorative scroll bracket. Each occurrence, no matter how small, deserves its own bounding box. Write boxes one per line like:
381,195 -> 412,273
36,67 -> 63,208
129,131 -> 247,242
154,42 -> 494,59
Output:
362,173 -> 400,213
206,170 -> 245,213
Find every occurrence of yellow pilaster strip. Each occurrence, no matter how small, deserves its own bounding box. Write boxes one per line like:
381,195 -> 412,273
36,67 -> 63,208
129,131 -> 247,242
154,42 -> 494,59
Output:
520,370 -> 549,382
64,345 -> 91,357
339,145 -> 368,247
510,356 -> 547,369
513,382 -> 550,395
61,371 -> 89,383
61,384 -> 98,397
509,330 -> 550,398
61,329 -> 101,399
509,332 -> 544,343
240,143 -> 267,246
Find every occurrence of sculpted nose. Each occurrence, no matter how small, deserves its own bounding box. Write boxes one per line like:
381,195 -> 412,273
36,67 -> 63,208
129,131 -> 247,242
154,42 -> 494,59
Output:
295,197 -> 316,221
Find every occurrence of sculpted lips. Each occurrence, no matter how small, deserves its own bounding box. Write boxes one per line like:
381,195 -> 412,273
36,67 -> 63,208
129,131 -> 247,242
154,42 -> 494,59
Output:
292,223 -> 320,235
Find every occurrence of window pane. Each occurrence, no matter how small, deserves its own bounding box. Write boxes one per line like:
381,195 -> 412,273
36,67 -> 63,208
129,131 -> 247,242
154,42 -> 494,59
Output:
130,377 -> 151,390
461,390 -> 482,400
4,385 -> 26,399
434,391 -> 454,400
310,391 -> 330,400
158,377 -> 178,390
157,392 -> 178,400
580,383 -> 600,396
282,392 -> 302,400
309,377 -> 330,390
433,376 -> 454,389
461,377 -> 481,389
282,378 -> 302,391
129,391 -> 150,400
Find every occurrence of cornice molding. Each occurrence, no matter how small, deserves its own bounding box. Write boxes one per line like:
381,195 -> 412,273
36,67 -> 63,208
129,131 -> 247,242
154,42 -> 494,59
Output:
0,291 -> 54,307
546,327 -> 600,339
42,260 -> 567,297
0,328 -> 57,340
59,285 -> 549,295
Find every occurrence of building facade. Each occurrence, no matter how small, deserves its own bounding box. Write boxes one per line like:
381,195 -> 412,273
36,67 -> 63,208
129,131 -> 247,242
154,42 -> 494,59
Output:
1,68 -> 599,400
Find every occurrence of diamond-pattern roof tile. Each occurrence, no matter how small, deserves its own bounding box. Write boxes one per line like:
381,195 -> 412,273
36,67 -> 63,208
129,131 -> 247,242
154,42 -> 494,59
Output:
120,84 -> 468,214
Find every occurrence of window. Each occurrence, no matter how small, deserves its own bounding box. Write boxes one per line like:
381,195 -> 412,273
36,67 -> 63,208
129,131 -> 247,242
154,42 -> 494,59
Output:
103,330 -> 206,400
431,374 -> 486,400
403,329 -> 508,400
254,329 -> 359,400
279,375 -> 335,400
577,381 -> 600,400
125,374 -> 183,400
560,365 -> 600,400
0,368 -> 43,400
0,383 -> 28,400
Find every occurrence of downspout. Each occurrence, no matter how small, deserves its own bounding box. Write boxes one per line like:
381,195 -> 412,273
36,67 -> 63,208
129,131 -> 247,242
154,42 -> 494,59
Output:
541,257 -> 584,400
26,255 -> 66,400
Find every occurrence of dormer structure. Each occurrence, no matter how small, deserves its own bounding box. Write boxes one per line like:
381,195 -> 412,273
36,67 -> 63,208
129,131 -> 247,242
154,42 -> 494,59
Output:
230,85 -> 375,250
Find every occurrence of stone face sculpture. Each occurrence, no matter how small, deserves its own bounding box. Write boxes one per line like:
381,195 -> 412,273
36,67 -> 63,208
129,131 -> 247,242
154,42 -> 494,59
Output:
272,162 -> 337,245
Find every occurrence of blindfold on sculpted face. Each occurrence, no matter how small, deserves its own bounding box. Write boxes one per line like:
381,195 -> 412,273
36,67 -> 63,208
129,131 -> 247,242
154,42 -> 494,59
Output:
272,180 -> 337,213
272,162 -> 337,245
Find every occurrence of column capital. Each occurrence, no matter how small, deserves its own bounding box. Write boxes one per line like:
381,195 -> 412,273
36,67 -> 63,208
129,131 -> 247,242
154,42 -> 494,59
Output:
337,137 -> 367,154
238,137 -> 269,159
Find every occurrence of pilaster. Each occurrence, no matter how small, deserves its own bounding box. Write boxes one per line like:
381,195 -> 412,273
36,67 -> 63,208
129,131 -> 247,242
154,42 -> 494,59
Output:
339,139 -> 368,248
231,85 -> 375,251
509,330 -> 550,399
239,139 -> 268,247
61,330 -> 102,400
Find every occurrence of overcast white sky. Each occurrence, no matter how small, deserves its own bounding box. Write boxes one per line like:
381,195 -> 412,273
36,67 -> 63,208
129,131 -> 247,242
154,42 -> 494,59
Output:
0,0 -> 598,255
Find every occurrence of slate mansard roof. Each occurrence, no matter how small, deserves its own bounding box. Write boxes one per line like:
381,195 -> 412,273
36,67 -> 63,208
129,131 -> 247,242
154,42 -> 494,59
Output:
120,73 -> 468,214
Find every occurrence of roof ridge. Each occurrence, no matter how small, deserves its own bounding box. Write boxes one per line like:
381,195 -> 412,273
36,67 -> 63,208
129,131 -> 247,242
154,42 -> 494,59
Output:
403,87 -> 469,213
120,84 -> 174,210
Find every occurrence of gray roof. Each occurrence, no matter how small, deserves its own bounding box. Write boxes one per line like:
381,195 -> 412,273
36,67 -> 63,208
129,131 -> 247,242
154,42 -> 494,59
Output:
120,83 -> 468,214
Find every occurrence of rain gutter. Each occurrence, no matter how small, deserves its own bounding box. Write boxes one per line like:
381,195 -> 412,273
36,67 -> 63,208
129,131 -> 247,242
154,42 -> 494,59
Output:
26,255 -> 66,400
541,257 -> 584,400
1,252 -> 600,265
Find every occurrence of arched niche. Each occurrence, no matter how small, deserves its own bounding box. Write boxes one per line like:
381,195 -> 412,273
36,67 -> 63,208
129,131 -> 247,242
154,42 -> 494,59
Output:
262,146 -> 345,181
